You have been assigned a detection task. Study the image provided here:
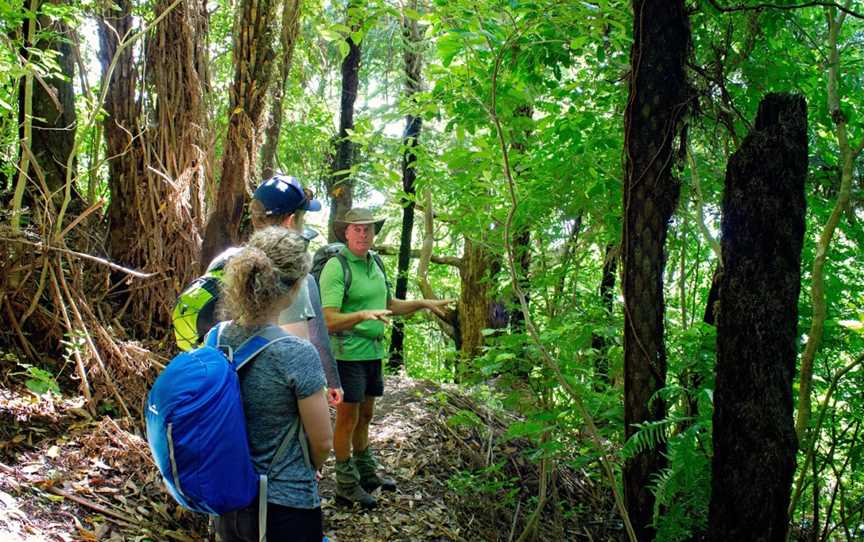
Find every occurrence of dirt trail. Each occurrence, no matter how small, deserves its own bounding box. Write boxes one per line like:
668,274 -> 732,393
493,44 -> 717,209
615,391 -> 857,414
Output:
0,376 -> 614,541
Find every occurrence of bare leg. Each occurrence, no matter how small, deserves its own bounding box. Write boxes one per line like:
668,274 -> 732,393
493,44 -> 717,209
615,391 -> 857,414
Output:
352,396 -> 375,453
334,401 -> 359,461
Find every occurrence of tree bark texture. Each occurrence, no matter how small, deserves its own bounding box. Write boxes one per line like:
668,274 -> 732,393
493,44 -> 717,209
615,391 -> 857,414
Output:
458,237 -> 496,364
98,0 -> 147,270
145,0 -> 211,295
388,5 -> 423,370
622,1 -> 691,538
708,93 -> 806,542
260,0 -> 302,180
200,0 -> 278,267
20,0 -> 78,208
99,0 -> 211,333
326,9 -> 362,241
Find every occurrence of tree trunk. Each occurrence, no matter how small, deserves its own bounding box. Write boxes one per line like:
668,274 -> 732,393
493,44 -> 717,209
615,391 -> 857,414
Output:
200,0 -> 278,268
622,1 -> 691,538
388,3 -> 423,371
458,237 -> 496,366
708,93 -> 806,542
98,0 -> 147,269
145,0 -> 211,296
591,243 -> 617,388
509,104 -> 533,340
21,0 -> 78,210
260,0 -> 302,180
326,4 -> 362,241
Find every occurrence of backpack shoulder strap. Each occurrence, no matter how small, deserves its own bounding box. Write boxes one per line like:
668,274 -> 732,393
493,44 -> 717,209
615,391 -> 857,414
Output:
232,326 -> 293,371
370,251 -> 389,285
370,251 -> 391,298
334,251 -> 351,306
205,321 -> 229,349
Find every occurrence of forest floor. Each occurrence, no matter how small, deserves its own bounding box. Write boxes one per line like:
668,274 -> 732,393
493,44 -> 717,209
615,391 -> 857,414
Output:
0,374 -> 621,542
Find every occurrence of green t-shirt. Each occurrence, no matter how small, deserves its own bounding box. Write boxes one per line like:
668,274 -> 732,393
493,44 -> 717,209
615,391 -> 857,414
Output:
319,248 -> 390,361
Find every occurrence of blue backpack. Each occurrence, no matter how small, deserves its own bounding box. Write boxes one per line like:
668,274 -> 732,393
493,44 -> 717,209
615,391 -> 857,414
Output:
146,323 -> 305,517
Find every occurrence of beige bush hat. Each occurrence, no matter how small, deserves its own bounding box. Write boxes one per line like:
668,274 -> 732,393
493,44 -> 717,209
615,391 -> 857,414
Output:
334,208 -> 385,242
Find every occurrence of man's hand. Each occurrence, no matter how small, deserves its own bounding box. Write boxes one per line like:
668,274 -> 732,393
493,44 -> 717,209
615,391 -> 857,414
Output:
363,309 -> 392,323
327,387 -> 344,406
424,298 -> 456,319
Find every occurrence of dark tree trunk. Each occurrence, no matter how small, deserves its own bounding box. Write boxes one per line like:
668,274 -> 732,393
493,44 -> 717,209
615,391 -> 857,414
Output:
260,0 -> 302,180
21,0 -> 78,209
200,0 -> 278,268
708,93 -> 806,542
622,1 -> 691,538
388,5 -> 423,371
326,6 -> 362,241
591,243 -> 617,387
98,0 -> 146,269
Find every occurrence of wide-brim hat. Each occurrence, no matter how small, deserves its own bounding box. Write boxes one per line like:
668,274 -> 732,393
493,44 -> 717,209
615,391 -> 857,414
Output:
334,208 -> 385,242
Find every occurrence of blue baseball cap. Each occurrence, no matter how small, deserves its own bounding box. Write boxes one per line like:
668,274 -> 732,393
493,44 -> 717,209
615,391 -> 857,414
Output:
253,175 -> 322,215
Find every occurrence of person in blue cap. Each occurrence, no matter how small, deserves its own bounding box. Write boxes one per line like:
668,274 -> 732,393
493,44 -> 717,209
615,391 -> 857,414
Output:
249,175 -> 343,406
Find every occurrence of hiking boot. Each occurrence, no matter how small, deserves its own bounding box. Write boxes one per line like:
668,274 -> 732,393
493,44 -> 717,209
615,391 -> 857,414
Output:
354,447 -> 397,492
335,458 -> 377,509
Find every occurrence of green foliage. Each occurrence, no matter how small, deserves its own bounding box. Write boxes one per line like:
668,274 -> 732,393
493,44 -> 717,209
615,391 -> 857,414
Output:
3,0 -> 864,537
651,421 -> 712,542
447,459 -> 520,508
15,363 -> 61,396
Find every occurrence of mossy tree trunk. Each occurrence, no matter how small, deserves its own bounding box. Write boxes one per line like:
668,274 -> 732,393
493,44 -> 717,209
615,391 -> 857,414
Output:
458,237 -> 497,366
621,1 -> 692,538
708,93 -> 807,542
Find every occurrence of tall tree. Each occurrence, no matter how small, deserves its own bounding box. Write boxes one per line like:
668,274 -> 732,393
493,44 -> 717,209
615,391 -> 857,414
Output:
145,0 -> 211,292
388,2 -> 423,370
200,0 -> 278,267
20,0 -> 77,210
260,0 -> 302,180
98,0 -> 211,331
621,1 -> 692,538
97,0 -> 147,270
326,0 -> 363,240
508,104 -> 533,341
708,93 -> 806,542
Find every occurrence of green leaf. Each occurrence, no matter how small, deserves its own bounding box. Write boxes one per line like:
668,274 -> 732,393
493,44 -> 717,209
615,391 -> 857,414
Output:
337,41 -> 350,61
437,34 -> 462,67
447,409 -> 483,428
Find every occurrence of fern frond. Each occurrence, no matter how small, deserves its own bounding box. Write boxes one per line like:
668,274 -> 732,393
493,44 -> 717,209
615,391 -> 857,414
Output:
621,417 -> 690,460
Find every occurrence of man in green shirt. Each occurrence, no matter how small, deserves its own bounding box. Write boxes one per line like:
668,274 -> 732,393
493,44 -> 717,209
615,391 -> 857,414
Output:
320,208 -> 452,508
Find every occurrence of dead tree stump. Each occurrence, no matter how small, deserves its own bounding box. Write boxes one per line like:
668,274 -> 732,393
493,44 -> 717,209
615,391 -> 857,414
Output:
708,93 -> 808,541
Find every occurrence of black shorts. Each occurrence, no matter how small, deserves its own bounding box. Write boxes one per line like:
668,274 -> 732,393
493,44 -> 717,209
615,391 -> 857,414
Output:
215,503 -> 322,542
337,359 -> 384,403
